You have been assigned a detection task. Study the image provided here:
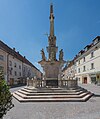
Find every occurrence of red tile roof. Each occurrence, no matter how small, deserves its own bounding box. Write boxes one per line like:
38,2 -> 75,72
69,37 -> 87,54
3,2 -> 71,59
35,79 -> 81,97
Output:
0,40 -> 41,72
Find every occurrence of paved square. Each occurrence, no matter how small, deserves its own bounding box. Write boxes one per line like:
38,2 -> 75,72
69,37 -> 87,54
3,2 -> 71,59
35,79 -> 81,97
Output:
3,84 -> 100,119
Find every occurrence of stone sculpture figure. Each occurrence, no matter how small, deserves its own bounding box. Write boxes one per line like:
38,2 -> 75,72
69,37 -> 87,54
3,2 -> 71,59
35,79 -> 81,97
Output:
59,49 -> 63,61
51,51 -> 55,61
41,48 -> 46,61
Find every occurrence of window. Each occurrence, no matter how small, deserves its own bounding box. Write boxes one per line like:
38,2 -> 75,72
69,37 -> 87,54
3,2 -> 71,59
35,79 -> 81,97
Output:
78,68 -> 80,73
10,70 -> 12,75
19,72 -> 21,76
19,65 -> 21,69
9,61 -> 12,66
0,55 -> 4,61
0,66 -> 4,70
78,78 -> 80,81
83,66 -> 86,72
91,51 -> 94,58
15,71 -> 17,76
91,63 -> 94,69
83,57 -> 85,62
78,60 -> 80,65
14,63 -> 17,67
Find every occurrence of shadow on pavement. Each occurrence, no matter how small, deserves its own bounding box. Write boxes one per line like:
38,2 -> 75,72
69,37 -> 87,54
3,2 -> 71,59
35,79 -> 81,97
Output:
9,84 -> 26,89
93,94 -> 100,97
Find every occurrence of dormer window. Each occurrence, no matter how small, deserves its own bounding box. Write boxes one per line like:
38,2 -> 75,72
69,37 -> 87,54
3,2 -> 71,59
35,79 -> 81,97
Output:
93,38 -> 99,45
84,46 -> 88,51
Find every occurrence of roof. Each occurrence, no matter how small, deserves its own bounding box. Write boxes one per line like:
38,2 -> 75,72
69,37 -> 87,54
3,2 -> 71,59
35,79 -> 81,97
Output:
74,36 -> 100,60
0,40 -> 41,73
93,36 -> 100,42
63,60 -> 74,71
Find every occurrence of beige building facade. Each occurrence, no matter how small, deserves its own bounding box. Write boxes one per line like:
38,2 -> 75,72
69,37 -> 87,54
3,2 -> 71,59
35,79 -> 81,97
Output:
0,40 -> 42,85
63,61 -> 76,80
0,48 -> 8,81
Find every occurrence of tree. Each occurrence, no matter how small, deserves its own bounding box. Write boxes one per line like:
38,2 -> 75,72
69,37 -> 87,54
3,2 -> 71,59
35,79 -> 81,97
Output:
0,69 -> 14,119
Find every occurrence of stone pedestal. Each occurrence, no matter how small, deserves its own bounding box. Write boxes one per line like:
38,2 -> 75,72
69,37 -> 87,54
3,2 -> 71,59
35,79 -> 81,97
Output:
38,60 -> 65,87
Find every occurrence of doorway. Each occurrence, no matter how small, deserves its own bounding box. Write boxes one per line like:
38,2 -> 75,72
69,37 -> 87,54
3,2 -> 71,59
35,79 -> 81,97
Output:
83,77 -> 87,84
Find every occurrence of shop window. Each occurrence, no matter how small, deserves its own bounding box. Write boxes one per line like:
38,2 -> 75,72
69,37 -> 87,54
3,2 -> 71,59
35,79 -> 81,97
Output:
91,77 -> 96,83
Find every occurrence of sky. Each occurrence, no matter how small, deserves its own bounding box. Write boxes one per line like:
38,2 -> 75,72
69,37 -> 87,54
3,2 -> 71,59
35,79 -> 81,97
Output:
0,0 -> 100,71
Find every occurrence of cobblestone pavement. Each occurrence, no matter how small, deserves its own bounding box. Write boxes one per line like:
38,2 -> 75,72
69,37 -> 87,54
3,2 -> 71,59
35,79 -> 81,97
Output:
3,84 -> 100,119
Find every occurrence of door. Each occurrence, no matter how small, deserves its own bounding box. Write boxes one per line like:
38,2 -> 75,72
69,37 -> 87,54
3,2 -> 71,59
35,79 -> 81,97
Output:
83,77 -> 87,84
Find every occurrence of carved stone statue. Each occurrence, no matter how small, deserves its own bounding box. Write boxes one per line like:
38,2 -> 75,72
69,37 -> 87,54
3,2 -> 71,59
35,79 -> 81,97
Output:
41,48 -> 46,61
50,52 -> 55,61
59,49 -> 63,61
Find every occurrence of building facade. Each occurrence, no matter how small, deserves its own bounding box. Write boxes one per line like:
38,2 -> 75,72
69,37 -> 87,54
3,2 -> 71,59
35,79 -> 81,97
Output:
75,36 -> 100,84
63,60 -> 76,80
0,40 -> 42,85
63,36 -> 100,84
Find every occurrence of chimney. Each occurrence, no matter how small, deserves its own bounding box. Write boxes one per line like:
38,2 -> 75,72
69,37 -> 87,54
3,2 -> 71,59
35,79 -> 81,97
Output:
13,48 -> 15,51
17,51 -> 19,54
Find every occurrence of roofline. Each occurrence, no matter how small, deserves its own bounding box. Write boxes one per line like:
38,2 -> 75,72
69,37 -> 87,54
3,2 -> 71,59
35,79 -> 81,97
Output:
0,40 -> 42,73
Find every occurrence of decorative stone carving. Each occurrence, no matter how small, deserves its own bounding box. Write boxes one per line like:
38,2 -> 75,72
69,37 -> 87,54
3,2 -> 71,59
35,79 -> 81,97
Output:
41,48 -> 46,61
59,49 -> 63,61
50,51 -> 55,61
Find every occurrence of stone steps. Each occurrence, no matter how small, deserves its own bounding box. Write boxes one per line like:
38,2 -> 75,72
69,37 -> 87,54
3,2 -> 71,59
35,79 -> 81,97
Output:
17,89 -> 85,96
13,86 -> 93,102
21,87 -> 85,93
15,91 -> 90,99
13,93 -> 93,102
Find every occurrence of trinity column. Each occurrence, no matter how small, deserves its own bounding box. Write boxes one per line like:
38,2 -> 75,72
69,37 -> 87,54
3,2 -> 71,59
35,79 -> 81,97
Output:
38,4 -> 65,87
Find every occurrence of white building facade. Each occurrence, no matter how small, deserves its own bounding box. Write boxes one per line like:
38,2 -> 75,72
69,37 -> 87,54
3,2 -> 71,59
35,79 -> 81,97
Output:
75,36 -> 100,84
63,36 -> 100,84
